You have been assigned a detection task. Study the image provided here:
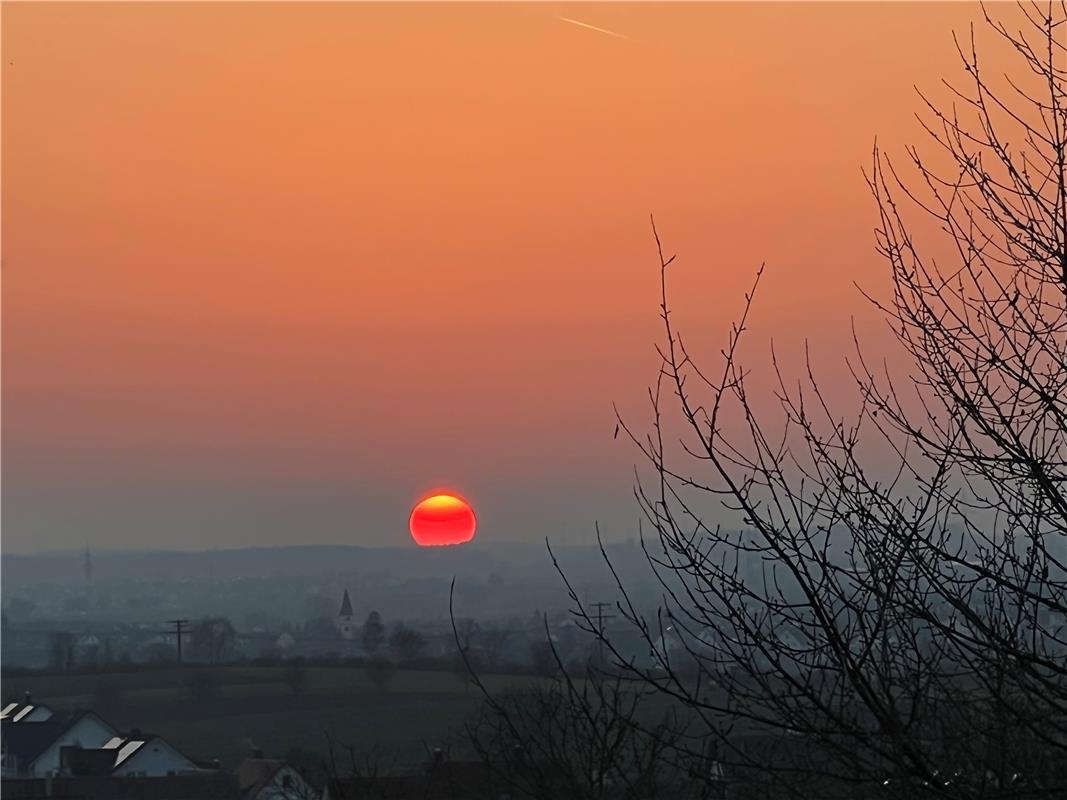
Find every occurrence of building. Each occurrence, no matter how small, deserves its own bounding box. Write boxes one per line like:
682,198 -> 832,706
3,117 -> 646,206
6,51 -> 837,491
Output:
103,732 -> 202,777
336,589 -> 354,641
1,711 -> 116,777
1,772 -> 241,800
1,697 -> 53,724
2,697 -> 316,800
236,757 -> 315,800
2,706 -> 200,781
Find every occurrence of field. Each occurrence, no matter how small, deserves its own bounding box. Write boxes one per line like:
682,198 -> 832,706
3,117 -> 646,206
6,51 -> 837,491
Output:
7,665 -> 548,769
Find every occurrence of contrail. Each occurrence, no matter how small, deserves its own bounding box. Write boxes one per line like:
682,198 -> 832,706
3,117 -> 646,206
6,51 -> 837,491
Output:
559,17 -> 634,42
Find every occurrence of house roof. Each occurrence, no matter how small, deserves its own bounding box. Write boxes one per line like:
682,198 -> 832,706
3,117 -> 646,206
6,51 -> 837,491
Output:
103,736 -> 150,767
103,733 -> 200,773
1,716 -> 75,764
1,703 -> 53,723
2,711 -> 113,768
338,589 -> 353,618
235,758 -> 285,800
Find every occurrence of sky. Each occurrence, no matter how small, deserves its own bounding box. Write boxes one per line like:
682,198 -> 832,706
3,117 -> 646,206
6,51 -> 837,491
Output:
2,2 -> 1012,554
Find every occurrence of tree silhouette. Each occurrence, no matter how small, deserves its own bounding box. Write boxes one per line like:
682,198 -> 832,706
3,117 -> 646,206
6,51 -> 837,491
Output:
527,639 -> 560,678
452,589 -> 713,800
388,624 -> 426,662
47,631 -> 75,672
190,616 -> 236,664
562,4 -> 1067,798
361,610 -> 385,655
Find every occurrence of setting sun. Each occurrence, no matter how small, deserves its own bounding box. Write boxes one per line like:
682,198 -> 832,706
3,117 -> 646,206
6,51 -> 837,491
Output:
409,493 -> 477,547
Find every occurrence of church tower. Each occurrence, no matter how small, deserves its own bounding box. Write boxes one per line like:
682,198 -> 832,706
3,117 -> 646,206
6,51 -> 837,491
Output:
337,589 -> 354,640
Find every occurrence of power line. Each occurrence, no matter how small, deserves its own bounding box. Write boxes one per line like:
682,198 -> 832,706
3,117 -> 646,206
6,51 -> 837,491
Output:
167,619 -> 189,664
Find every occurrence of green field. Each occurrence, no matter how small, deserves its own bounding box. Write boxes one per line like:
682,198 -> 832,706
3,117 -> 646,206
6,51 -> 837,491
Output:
6,666 -> 548,769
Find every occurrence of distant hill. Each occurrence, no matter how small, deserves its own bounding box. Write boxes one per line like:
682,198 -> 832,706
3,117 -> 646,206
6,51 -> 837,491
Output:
1,540 -> 652,590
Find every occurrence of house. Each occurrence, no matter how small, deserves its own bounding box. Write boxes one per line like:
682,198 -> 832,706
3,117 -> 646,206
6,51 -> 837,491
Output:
1,711 -> 116,777
337,590 -> 354,641
60,744 -> 118,776
236,758 -> 316,800
103,732 -> 202,777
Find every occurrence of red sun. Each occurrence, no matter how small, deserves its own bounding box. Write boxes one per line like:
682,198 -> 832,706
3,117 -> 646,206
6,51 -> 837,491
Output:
409,493 -> 477,547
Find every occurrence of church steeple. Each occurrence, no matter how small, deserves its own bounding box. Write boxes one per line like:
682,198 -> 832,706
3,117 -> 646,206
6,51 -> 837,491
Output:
336,589 -> 354,640
338,589 -> 354,619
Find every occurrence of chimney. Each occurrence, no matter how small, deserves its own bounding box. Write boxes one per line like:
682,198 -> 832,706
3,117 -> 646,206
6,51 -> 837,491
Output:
130,728 -> 142,738
23,691 -> 32,705
251,748 -> 264,759
431,748 -> 443,765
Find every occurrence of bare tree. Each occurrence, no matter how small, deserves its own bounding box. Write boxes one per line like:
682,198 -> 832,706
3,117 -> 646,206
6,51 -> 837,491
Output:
452,617 -> 482,686
528,638 -> 561,678
190,616 -> 236,664
388,624 -> 426,663
361,611 -> 385,655
47,631 -> 75,672
453,586 -> 714,800
560,5 -> 1067,799
463,674 -> 711,800
477,627 -> 512,672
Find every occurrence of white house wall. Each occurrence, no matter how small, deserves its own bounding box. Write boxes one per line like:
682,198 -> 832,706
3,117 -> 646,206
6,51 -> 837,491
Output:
32,716 -> 116,777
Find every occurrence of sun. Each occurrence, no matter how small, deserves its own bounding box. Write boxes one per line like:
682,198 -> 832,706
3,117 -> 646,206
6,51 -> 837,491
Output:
409,492 -> 477,547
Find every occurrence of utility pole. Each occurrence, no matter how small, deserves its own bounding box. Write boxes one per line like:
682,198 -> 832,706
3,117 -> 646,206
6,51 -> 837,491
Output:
168,619 -> 189,664
590,602 -> 616,671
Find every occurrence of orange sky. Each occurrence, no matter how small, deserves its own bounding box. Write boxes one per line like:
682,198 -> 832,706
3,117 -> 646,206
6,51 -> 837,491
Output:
2,2 -> 1009,552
